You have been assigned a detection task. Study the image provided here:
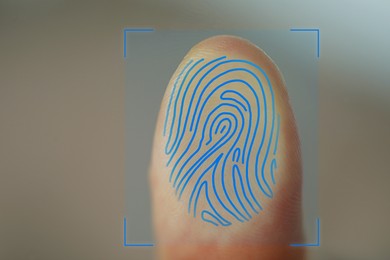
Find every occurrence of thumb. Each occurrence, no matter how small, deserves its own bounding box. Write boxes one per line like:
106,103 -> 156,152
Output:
150,35 -> 304,260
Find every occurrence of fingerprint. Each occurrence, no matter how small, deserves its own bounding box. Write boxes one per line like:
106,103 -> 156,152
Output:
163,56 -> 281,226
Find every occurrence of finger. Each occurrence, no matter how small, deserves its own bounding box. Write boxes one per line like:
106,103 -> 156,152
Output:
150,35 -> 304,260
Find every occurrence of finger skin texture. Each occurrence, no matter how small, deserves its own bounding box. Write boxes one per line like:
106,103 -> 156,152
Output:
150,35 -> 304,260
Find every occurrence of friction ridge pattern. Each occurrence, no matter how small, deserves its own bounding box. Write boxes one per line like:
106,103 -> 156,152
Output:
163,56 -> 281,226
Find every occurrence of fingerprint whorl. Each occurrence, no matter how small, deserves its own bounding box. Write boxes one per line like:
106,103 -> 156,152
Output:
163,56 -> 281,226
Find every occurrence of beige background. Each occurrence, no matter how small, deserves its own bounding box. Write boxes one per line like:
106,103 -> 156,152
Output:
1,0 -> 389,259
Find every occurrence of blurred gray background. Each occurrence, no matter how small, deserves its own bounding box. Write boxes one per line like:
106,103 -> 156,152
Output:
1,0 -> 389,259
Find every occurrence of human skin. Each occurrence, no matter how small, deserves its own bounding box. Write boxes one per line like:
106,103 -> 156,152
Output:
150,35 -> 305,260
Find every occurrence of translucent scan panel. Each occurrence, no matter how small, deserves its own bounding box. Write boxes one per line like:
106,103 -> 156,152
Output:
125,30 -> 318,245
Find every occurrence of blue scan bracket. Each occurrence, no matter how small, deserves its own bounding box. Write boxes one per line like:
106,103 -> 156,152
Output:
123,27 -> 320,248
289,27 -> 320,247
123,28 -> 155,58
123,27 -> 155,247
290,28 -> 320,58
123,218 -> 154,247
290,218 -> 321,247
